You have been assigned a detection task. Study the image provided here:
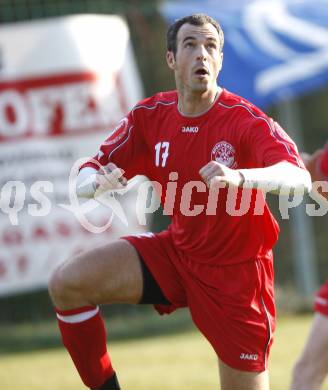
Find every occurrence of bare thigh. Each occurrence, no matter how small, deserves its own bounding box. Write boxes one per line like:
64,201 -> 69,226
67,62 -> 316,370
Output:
49,239 -> 143,310
219,359 -> 269,390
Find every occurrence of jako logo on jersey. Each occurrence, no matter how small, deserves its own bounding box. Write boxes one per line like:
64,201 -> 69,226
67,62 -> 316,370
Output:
102,117 -> 128,146
211,141 -> 237,168
181,126 -> 199,133
240,353 -> 259,361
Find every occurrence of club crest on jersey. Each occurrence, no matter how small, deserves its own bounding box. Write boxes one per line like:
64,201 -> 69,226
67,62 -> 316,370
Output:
102,117 -> 129,146
211,141 -> 237,168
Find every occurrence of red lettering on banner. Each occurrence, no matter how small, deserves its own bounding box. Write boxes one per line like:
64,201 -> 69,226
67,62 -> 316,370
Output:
0,71 -> 128,141
3,230 -> 23,245
0,218 -> 117,246
56,222 -> 71,237
33,226 -> 49,240
6,105 -> 16,123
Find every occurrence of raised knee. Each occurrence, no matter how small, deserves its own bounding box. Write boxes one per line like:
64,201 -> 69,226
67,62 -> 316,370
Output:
48,262 -> 76,308
48,265 -> 64,305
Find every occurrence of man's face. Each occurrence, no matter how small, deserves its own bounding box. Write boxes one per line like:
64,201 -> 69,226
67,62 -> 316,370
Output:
167,23 -> 223,93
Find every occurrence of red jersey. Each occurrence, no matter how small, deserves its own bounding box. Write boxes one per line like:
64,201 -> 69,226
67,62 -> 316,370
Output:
82,89 -> 304,265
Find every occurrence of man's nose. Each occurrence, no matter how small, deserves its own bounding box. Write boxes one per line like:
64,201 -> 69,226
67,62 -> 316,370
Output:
196,45 -> 208,60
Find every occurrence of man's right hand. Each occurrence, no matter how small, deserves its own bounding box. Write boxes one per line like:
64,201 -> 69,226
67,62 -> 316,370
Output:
94,162 -> 128,197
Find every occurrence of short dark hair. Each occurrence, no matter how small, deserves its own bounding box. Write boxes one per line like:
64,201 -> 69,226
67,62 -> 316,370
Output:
166,13 -> 224,55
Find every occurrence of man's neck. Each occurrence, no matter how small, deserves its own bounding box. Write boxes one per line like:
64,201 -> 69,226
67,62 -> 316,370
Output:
177,87 -> 222,117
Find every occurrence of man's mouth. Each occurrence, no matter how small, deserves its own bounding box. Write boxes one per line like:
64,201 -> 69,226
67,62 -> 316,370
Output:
195,67 -> 210,76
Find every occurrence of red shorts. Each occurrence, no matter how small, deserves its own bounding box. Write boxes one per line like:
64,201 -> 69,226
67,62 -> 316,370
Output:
123,230 -> 276,372
315,281 -> 328,315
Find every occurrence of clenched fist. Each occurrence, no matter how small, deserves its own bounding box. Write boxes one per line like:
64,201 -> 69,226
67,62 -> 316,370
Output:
95,162 -> 128,196
199,161 -> 243,189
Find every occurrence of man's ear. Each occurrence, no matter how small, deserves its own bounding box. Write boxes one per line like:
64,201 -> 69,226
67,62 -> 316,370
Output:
166,51 -> 176,70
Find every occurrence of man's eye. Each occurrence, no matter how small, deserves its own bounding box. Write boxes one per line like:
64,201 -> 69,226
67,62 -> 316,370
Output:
185,42 -> 194,48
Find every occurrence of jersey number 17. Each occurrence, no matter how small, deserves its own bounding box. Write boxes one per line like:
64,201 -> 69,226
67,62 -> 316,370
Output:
155,142 -> 170,167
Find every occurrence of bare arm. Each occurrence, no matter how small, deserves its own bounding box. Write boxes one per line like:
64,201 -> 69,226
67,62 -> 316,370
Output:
199,161 -> 312,195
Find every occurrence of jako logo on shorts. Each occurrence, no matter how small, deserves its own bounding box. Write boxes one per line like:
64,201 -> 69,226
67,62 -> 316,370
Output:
240,353 -> 259,361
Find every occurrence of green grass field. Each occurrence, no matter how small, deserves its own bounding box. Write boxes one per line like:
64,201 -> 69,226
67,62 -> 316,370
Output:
0,313 -> 328,389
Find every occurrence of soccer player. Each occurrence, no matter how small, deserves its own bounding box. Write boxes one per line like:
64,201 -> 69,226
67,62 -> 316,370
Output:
49,14 -> 311,390
291,143 -> 328,390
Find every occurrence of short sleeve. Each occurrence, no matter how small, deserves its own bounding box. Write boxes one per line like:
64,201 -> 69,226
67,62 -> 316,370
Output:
80,109 -> 148,179
243,116 -> 305,169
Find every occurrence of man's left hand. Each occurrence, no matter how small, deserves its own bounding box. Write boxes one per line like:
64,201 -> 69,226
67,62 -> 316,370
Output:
199,161 -> 243,189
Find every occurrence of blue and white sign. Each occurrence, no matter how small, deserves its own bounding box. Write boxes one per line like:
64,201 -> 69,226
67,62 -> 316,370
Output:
162,0 -> 328,108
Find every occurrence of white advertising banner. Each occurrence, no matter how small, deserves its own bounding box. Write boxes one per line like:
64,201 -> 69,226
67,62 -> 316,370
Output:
0,15 -> 145,296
